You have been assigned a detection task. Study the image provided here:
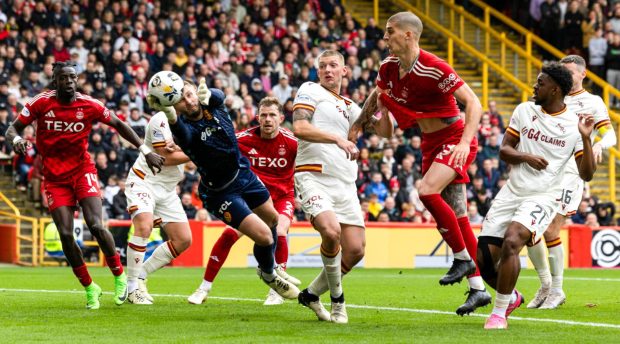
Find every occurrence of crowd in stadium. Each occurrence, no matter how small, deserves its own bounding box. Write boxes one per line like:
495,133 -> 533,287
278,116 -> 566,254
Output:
0,0 -> 616,226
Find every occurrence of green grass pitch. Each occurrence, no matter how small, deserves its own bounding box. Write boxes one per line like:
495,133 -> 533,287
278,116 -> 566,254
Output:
1,267 -> 619,343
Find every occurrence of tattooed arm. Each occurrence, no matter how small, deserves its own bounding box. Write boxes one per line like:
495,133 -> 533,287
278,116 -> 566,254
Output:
292,107 -> 359,160
348,87 -> 381,141
441,184 -> 468,218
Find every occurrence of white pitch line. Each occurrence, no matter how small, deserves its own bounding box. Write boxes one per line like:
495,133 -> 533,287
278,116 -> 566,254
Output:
2,288 -> 620,329
399,274 -> 620,282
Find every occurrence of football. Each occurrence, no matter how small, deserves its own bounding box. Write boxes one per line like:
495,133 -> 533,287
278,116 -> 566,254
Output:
148,71 -> 184,106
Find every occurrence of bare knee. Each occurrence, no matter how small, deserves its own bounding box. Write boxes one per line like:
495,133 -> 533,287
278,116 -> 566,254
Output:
255,228 -> 273,246
320,226 -> 341,246
345,243 -> 365,265
502,232 -> 526,257
418,180 -> 432,196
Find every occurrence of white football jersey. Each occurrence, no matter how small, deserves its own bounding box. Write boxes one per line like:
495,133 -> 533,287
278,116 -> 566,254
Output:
563,89 -> 610,175
505,102 -> 584,197
293,82 -> 361,183
130,112 -> 184,189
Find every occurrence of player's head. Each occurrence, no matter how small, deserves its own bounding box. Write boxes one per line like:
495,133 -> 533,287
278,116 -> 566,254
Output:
316,50 -> 347,92
385,12 -> 423,54
173,80 -> 201,120
258,97 -> 283,138
559,55 -> 586,92
534,62 -> 573,106
52,61 -> 78,101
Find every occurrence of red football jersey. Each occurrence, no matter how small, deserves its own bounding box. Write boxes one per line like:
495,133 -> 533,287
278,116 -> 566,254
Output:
236,126 -> 297,199
18,90 -> 112,181
377,49 -> 464,129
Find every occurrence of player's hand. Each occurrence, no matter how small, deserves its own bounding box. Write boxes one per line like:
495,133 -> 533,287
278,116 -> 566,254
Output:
348,122 -> 363,143
525,154 -> 549,170
147,95 -> 177,122
592,142 -> 603,163
144,152 -> 165,174
578,113 -> 595,138
13,138 -> 31,155
448,142 -> 470,169
197,78 -> 211,106
336,138 -> 359,161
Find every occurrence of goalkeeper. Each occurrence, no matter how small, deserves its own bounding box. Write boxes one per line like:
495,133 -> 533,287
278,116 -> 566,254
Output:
147,78 -> 299,300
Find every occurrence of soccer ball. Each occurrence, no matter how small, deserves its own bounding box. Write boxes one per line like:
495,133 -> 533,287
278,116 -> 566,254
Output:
148,71 -> 184,106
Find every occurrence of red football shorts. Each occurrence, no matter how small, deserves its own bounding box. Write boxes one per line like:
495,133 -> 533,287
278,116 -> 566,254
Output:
273,194 -> 295,221
421,119 -> 478,185
44,166 -> 101,211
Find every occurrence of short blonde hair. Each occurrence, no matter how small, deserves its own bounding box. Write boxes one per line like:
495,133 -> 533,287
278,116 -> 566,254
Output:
315,50 -> 345,68
388,11 -> 423,39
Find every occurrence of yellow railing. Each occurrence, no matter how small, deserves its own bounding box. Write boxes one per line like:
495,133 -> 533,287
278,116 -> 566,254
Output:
38,217 -> 103,267
393,0 -> 531,109
399,0 -> 620,203
0,190 -> 38,266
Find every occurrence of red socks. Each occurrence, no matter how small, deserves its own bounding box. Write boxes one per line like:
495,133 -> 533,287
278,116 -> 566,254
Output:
275,235 -> 288,268
204,227 -> 240,282
105,254 -> 124,276
457,216 -> 481,277
419,194 -> 466,253
72,264 -> 93,287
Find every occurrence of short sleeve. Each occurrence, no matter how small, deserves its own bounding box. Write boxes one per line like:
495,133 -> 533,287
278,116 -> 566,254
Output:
434,61 -> 464,94
149,114 -> 169,148
91,99 -> 112,124
17,102 -> 37,126
593,97 -> 611,133
505,104 -> 522,139
293,82 -> 318,113
574,135 -> 585,159
377,60 -> 389,90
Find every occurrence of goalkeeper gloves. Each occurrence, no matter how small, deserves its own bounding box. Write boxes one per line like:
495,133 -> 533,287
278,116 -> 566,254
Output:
197,77 -> 211,106
147,95 -> 177,123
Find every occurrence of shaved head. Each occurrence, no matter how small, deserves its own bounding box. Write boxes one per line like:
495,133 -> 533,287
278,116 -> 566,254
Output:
387,11 -> 423,39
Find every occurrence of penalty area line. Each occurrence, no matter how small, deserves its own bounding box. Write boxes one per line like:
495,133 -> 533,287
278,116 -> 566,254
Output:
1,288 -> 619,329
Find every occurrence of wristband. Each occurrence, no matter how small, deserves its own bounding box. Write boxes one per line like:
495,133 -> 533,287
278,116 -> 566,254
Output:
139,144 -> 153,156
13,136 -> 23,145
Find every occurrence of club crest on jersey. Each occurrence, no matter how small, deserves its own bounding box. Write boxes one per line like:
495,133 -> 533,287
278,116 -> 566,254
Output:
76,108 -> 84,120
556,123 -> 566,134
203,109 -> 213,120
577,100 -> 584,108
278,146 -> 286,156
401,87 -> 409,98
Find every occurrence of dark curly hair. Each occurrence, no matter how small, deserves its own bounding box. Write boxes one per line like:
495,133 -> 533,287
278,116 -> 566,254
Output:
50,61 -> 77,90
541,61 -> 573,97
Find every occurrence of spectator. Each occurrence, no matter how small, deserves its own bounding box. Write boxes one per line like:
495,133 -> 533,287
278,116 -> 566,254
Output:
95,152 -> 115,187
382,196 -> 401,222
111,179 -> 130,220
479,158 -> 500,192
606,33 -> 620,107
571,200 -> 590,224
364,172 -> 389,203
367,193 -> 383,221
595,202 -> 616,226
540,0 -> 561,60
468,203 -> 484,225
195,208 -> 212,222
589,28 -> 607,95
181,192 -> 197,219
272,74 -> 293,105
585,212 -> 600,228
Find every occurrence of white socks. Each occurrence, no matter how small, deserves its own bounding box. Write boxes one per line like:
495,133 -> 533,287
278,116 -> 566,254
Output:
467,276 -> 485,291
200,280 -> 212,292
127,236 -> 149,293
548,243 -> 564,291
307,268 -> 329,296
321,250 -> 343,299
492,292 -> 511,318
143,241 -> 176,275
528,242 -> 552,288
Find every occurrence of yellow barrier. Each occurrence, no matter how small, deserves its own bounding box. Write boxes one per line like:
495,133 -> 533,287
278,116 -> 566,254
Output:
38,217 -> 104,267
0,191 -> 38,266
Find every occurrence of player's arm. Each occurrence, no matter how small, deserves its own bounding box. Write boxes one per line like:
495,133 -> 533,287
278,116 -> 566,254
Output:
5,119 -> 30,154
449,83 -> 482,167
154,144 -> 190,166
292,107 -> 359,160
576,114 -> 596,181
593,120 -> 617,163
499,129 -> 549,170
107,113 -> 165,173
349,87 -> 379,140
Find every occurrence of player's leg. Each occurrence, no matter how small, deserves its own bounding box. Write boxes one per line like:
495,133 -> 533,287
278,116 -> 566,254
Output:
263,213 -> 298,305
188,226 -> 244,305
539,214 -> 567,309
526,238 -> 551,308
126,212 -> 154,305
124,177 -> 156,304
485,221 -> 530,330
442,183 -> 492,315
80,196 -> 127,306
418,162 -> 475,284
51,203 -> 101,309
